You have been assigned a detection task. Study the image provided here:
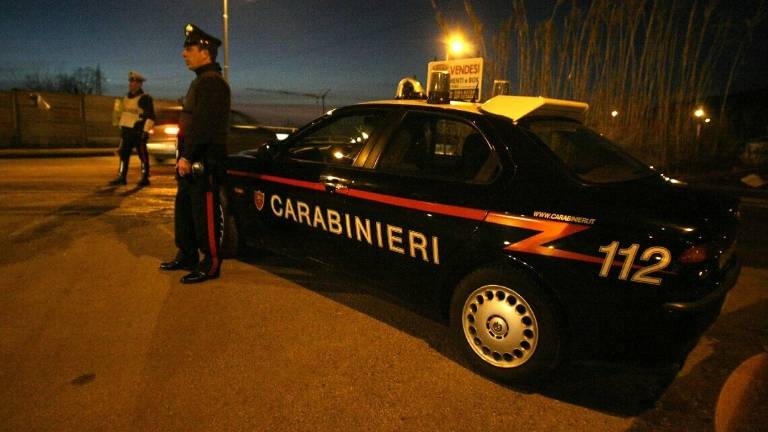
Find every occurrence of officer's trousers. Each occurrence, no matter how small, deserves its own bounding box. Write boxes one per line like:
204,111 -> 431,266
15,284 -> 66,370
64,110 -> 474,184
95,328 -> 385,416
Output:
118,128 -> 150,166
174,173 -> 223,275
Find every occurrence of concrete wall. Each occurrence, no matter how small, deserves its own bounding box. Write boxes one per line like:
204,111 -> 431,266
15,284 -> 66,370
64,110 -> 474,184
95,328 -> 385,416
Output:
0,90 -> 175,148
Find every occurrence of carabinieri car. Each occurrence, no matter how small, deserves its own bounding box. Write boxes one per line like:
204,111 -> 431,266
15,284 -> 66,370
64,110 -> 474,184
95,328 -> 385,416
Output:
223,94 -> 741,384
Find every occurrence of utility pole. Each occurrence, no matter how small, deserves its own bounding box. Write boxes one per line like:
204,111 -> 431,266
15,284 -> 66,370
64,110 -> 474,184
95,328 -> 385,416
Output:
222,0 -> 229,81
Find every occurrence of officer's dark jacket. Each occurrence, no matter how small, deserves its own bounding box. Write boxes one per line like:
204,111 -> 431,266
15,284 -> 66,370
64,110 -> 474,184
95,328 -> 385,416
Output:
179,62 -> 231,163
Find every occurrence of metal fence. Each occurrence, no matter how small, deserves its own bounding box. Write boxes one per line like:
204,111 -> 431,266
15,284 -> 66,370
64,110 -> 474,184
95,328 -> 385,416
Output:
0,90 -> 175,148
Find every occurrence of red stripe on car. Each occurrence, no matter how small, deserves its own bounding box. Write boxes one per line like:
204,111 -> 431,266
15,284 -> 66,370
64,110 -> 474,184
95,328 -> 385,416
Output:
337,188 -> 488,220
227,171 -> 601,264
228,171 -> 325,191
484,213 -> 602,264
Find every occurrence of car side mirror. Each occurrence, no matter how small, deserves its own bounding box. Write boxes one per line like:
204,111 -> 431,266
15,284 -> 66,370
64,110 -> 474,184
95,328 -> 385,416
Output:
258,139 -> 284,161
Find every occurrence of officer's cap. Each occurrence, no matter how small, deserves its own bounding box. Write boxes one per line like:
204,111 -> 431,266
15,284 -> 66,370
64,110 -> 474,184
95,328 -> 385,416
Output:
128,71 -> 146,82
184,23 -> 222,49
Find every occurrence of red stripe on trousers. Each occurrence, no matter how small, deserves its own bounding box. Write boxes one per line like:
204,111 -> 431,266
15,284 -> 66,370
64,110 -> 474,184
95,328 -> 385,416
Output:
206,190 -> 219,275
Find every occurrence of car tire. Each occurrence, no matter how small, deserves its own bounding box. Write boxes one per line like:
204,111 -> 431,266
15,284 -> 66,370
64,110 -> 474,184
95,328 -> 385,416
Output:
221,210 -> 241,259
220,190 -> 245,259
450,266 -> 564,384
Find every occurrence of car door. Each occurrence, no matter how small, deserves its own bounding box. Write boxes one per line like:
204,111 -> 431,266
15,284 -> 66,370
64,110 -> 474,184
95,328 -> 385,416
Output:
321,109 -> 504,292
237,107 -> 393,261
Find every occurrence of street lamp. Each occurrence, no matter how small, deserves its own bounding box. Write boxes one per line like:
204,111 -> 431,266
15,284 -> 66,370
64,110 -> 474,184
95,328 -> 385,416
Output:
445,33 -> 468,60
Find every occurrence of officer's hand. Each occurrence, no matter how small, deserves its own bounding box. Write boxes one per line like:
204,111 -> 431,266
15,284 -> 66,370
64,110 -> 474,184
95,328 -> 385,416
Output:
177,158 -> 192,176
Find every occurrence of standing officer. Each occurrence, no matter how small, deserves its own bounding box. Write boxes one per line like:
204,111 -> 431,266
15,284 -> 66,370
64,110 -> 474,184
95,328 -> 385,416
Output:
109,71 -> 155,187
160,24 -> 231,284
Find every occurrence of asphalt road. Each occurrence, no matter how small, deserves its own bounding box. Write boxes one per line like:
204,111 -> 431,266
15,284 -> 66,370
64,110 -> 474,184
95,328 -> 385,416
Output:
0,156 -> 766,431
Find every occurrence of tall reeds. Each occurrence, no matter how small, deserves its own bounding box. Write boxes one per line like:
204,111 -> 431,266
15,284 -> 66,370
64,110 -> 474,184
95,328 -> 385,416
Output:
439,0 -> 766,170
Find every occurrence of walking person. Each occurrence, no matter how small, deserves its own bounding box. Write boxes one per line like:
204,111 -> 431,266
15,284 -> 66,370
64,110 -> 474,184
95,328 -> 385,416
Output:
160,24 -> 231,284
109,71 -> 155,186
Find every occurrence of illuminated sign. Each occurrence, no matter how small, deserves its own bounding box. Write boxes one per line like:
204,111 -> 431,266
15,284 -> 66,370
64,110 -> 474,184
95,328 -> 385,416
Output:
426,57 -> 484,102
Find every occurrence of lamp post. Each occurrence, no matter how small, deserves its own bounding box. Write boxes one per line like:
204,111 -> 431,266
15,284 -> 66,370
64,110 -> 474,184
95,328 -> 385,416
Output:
694,107 -> 706,139
222,0 -> 229,81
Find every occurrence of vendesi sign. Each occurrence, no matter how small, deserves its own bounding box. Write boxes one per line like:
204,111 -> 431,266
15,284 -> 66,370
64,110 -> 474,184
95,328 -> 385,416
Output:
426,57 -> 484,102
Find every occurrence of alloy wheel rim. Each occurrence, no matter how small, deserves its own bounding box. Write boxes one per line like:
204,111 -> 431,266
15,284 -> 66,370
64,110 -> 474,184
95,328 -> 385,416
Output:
461,284 -> 539,368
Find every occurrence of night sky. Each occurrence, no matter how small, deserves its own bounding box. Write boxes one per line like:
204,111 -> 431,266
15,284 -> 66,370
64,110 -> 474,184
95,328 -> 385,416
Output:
2,0 -> 766,118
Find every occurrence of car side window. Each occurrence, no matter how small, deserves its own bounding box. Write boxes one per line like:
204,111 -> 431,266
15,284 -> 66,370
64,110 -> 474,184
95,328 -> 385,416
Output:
377,112 -> 499,182
287,111 -> 387,165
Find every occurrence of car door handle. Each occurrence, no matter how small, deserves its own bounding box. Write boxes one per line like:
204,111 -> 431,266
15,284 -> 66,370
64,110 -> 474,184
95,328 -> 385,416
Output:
323,181 -> 348,193
320,175 -> 349,193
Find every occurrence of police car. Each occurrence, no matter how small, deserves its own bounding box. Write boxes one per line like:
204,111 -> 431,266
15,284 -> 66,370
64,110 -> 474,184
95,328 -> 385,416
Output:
223,81 -> 740,384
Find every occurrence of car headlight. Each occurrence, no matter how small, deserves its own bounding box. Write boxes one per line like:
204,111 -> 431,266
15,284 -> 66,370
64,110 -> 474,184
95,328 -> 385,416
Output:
164,126 -> 180,135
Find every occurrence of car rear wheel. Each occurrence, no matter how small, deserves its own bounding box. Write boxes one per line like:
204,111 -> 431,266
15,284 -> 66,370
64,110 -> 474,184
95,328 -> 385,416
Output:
450,266 -> 563,384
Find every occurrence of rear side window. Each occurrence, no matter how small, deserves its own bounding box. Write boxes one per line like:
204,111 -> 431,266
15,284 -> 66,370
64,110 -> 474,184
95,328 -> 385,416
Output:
377,112 -> 499,183
522,120 -> 655,183
287,110 -> 388,165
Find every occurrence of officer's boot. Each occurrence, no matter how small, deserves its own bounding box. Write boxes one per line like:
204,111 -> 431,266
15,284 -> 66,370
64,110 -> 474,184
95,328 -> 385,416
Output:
108,160 -> 128,185
137,161 -> 150,187
180,254 -> 220,284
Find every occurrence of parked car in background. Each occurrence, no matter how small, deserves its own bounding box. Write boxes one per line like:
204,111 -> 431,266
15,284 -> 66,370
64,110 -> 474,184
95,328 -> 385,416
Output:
739,135 -> 768,167
146,106 -> 288,163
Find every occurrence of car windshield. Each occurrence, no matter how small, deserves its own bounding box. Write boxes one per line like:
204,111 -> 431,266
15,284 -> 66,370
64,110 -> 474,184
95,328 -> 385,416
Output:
521,119 -> 655,183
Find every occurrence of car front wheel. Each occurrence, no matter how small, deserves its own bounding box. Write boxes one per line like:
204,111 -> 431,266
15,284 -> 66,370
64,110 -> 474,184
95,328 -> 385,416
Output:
450,266 -> 564,384
220,190 -> 245,259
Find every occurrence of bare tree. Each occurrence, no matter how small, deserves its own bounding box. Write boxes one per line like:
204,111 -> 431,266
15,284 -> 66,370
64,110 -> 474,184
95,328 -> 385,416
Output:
432,0 -> 768,171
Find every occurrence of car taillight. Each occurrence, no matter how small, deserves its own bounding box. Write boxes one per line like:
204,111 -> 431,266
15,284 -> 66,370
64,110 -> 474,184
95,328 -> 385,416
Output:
678,244 -> 710,264
164,126 -> 180,135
